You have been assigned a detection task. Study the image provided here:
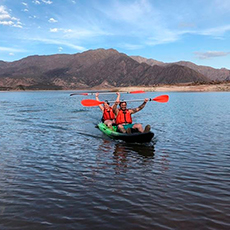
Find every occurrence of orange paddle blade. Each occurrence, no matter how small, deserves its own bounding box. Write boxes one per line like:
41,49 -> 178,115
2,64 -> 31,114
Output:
70,92 -> 89,96
81,99 -> 104,107
152,95 -> 169,103
129,90 -> 145,94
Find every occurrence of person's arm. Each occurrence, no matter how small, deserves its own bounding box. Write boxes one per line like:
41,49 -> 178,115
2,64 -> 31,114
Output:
113,100 -> 120,115
112,92 -> 120,110
129,98 -> 148,114
95,93 -> 104,111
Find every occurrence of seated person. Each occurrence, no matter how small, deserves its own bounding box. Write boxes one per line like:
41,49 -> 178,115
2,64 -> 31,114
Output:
113,99 -> 150,134
95,92 -> 120,129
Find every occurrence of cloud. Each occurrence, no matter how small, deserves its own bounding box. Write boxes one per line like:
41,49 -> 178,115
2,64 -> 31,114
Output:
102,0 -> 153,24
22,2 -> 28,7
0,5 -> 11,19
1,0 -> 230,62
33,0 -> 53,5
94,0 -> 184,46
48,18 -> 58,23
212,0 -> 230,13
0,5 -> 22,28
33,0 -> 41,4
194,51 -> 230,59
147,32 -> 180,46
198,25 -> 230,37
0,46 -> 26,53
146,24 -> 230,46
29,37 -> 86,51
0,20 -> 13,25
33,0 -> 52,4
49,27 -> 109,39
178,23 -> 196,29
50,28 -> 73,33
119,43 -> 143,50
22,2 -> 29,12
42,0 -> 53,4
31,15 -> 38,19
50,28 -> 58,32
92,0 -> 230,48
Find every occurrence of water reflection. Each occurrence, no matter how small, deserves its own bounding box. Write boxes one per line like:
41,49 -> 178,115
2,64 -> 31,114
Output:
95,139 -> 155,175
113,142 -> 155,174
113,141 -> 155,157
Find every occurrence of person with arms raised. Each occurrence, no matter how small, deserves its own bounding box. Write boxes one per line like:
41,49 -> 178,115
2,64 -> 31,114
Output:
95,92 -> 120,129
113,99 -> 150,134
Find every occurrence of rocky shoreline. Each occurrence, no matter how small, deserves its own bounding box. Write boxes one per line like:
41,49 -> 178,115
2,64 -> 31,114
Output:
1,82 -> 230,92
93,82 -> 230,92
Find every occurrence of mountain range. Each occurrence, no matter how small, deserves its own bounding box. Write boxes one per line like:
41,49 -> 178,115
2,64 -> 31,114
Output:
131,56 -> 230,81
0,48 -> 229,90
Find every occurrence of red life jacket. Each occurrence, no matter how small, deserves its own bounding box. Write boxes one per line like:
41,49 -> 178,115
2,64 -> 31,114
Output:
116,109 -> 132,124
103,107 -> 115,121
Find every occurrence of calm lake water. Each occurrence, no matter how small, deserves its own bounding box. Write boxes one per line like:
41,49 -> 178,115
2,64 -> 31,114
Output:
0,91 -> 230,230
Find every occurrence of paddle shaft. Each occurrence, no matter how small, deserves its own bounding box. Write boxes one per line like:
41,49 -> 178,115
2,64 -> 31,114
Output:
110,95 -> 169,103
108,99 -> 150,103
70,90 -> 145,96
71,92 -> 117,96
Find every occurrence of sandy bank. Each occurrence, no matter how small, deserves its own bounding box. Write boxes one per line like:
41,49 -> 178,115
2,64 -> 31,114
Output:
1,82 -> 230,92
92,82 -> 230,92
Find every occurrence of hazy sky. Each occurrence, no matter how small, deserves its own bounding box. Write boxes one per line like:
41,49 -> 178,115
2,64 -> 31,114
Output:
0,0 -> 230,69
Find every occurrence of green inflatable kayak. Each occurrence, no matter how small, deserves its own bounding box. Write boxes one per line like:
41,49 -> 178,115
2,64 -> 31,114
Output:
97,122 -> 154,143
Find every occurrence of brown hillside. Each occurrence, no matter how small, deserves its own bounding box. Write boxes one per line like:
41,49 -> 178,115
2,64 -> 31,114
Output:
0,49 -> 210,90
131,56 -> 230,81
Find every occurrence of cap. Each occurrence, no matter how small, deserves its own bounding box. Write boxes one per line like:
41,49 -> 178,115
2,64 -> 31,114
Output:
104,100 -> 110,105
119,100 -> 127,106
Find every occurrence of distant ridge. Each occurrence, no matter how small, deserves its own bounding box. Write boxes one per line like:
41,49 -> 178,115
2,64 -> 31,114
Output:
0,48 -> 227,90
131,56 -> 230,81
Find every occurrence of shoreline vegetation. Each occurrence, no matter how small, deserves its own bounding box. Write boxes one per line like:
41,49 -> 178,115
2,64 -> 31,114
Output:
1,82 -> 230,92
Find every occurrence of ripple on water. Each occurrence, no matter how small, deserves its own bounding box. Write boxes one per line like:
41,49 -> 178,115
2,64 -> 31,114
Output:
0,91 -> 230,230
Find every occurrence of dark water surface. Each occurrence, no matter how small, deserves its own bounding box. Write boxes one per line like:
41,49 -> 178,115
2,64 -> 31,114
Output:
0,91 -> 229,230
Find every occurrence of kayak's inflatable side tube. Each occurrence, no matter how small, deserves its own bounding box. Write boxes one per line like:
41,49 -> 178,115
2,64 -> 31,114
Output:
97,123 -> 154,143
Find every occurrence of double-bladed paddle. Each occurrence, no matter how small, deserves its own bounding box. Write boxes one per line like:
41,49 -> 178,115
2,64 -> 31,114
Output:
70,90 -> 145,96
81,95 -> 169,106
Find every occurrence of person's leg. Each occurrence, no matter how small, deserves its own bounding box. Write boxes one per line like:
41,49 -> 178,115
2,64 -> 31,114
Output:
132,123 -> 144,133
117,124 -> 126,133
104,120 -> 114,130
123,124 -> 133,134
